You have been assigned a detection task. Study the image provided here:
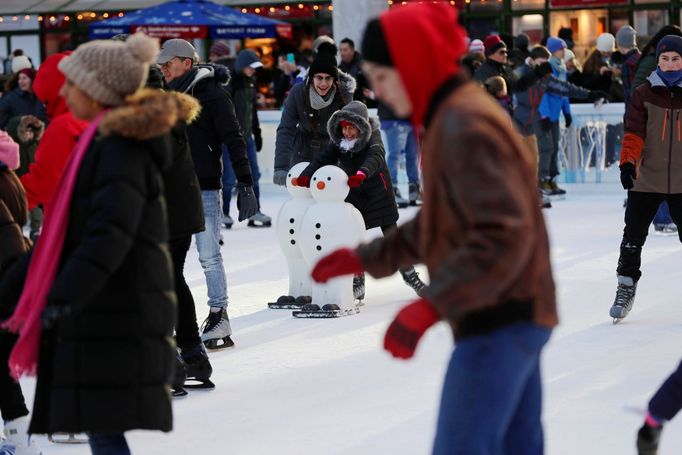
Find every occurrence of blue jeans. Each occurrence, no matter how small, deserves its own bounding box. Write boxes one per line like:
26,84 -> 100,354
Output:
221,137 -> 261,216
88,433 -> 130,455
433,322 -> 552,455
382,121 -> 420,184
195,190 -> 228,309
653,201 -> 673,226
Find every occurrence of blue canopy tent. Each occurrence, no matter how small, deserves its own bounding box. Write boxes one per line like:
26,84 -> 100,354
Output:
89,0 -> 292,40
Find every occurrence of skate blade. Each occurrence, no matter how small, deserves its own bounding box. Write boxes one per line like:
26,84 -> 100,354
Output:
293,307 -> 360,318
185,379 -> 216,390
204,336 -> 235,351
172,388 -> 189,398
397,203 -> 409,209
653,231 -> 677,236
48,433 -> 88,444
268,302 -> 304,309
549,194 -> 566,201
613,317 -> 624,324
409,201 -> 422,206
247,221 -> 272,228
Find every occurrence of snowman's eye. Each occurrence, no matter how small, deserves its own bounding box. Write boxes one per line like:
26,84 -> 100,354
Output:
327,177 -> 331,181
313,177 -> 317,181
288,174 -> 291,177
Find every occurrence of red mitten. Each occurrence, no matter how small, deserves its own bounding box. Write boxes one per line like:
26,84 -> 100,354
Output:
294,175 -> 310,188
311,248 -> 364,283
347,171 -> 366,188
384,298 -> 439,359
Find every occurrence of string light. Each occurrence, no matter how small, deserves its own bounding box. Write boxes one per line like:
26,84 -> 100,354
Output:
0,18 -> 4,23
118,12 -> 124,17
269,7 -> 275,12
77,14 -> 83,20
49,16 -> 57,22
328,5 -> 333,10
64,15 -> 70,21
24,15 -> 30,20
298,3 -> 304,8
103,12 -> 109,18
241,8 -> 247,13
90,12 -> 96,18
285,5 -> 291,10
11,16 -> 18,21
37,16 -> 43,21
255,7 -> 261,13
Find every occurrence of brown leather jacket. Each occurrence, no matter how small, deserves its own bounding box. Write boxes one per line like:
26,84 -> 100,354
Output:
356,81 -> 558,339
0,169 -> 30,274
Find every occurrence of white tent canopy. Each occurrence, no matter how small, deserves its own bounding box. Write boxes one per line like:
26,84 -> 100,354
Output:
0,0 -> 300,14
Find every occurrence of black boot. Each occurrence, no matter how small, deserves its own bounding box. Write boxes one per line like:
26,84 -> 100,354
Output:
400,268 -> 426,296
353,273 -> 365,301
181,343 -> 215,390
172,350 -> 188,398
637,423 -> 662,455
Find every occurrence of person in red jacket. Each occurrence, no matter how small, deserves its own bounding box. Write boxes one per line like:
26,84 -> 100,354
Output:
311,3 -> 557,454
19,52 -> 88,211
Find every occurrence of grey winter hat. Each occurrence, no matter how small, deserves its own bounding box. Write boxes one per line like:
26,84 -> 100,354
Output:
157,39 -> 197,64
235,49 -> 263,72
616,25 -> 637,49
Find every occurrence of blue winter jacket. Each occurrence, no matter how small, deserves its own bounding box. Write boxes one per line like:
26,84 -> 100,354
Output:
539,57 -> 571,122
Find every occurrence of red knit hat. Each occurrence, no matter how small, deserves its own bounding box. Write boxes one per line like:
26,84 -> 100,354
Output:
484,35 -> 506,57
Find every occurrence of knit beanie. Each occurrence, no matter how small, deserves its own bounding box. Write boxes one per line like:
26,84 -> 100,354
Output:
484,35 -> 506,57
210,41 -> 231,57
596,33 -> 616,53
0,131 -> 19,171
58,33 -> 159,107
469,39 -> 485,55
514,33 -> 530,52
616,25 -> 637,49
308,49 -> 339,80
17,68 -> 36,81
11,56 -> 32,74
361,18 -> 393,67
656,35 -> 682,60
546,37 -> 567,54
564,49 -> 576,63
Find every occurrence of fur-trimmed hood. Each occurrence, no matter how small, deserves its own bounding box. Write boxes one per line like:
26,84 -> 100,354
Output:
99,89 -> 200,140
327,101 -> 380,154
17,115 -> 45,144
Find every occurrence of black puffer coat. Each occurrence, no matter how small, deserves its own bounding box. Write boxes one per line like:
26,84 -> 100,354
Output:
28,89 -> 177,435
299,103 -> 398,229
274,73 -> 356,172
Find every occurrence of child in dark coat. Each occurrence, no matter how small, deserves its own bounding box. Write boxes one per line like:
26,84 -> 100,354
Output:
296,101 -> 425,296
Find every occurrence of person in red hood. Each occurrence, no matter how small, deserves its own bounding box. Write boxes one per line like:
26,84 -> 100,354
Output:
309,3 -> 558,454
19,52 -> 89,211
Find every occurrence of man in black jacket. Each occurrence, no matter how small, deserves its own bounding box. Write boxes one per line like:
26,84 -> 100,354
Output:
158,39 -> 258,350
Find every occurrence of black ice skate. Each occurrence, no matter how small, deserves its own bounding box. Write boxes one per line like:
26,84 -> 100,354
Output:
172,350 -> 188,398
408,182 -> 422,206
637,423 -> 662,455
48,433 -> 88,444
201,307 -> 235,350
248,211 -> 272,228
394,187 -> 408,209
182,343 -> 215,390
223,214 -> 233,229
353,273 -> 365,304
293,303 -> 359,318
401,268 -> 426,296
268,295 -> 310,309
610,275 -> 637,324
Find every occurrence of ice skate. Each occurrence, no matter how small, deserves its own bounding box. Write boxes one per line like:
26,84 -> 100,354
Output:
293,303 -> 359,318
543,178 -> 566,200
268,295 -> 309,309
637,423 -> 662,455
172,350 -> 188,398
538,189 -> 552,209
610,275 -> 637,323
201,307 -> 235,350
181,343 -> 215,390
247,211 -> 272,228
394,187 -> 408,209
401,268 -> 426,296
653,223 -> 677,236
408,182 -> 422,206
47,433 -> 87,444
353,273 -> 365,303
223,214 -> 233,229
0,417 -> 42,453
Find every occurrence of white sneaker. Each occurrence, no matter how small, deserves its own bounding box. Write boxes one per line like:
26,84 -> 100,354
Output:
0,417 -> 41,454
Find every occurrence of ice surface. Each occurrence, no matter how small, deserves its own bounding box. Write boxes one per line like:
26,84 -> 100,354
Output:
28,177 -> 682,454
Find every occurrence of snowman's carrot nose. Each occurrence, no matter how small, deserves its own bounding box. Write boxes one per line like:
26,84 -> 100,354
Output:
292,177 -> 298,186
317,181 -> 326,190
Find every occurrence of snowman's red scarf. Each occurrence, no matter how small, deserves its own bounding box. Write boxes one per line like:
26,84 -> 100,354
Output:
1,111 -> 106,380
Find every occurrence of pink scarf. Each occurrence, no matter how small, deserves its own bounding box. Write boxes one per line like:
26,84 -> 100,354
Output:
2,111 -> 106,380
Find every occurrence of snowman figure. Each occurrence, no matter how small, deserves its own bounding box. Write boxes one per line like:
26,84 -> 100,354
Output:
295,165 -> 366,317
269,162 -> 315,309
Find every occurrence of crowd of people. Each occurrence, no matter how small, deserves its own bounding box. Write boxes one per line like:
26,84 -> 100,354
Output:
0,3 -> 679,455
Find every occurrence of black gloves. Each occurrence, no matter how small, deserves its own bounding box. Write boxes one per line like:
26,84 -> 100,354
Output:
273,169 -> 288,186
620,162 -> 636,190
254,131 -> 263,152
588,90 -> 609,103
42,302 -> 71,329
541,117 -> 552,132
236,183 -> 258,221
534,62 -> 552,77
564,113 -> 572,128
